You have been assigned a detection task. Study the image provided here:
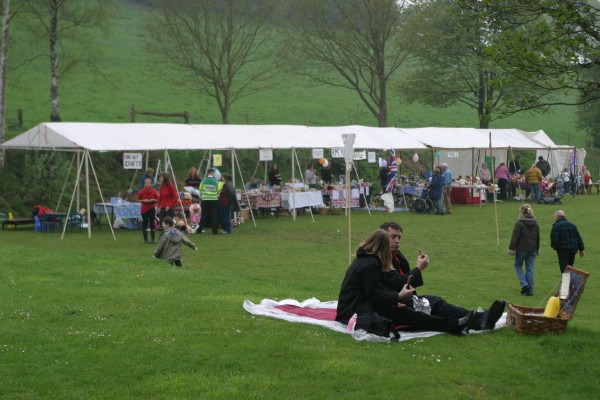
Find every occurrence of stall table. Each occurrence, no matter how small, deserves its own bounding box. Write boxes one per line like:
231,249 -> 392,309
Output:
450,186 -> 481,204
94,202 -> 141,229
280,192 -> 324,211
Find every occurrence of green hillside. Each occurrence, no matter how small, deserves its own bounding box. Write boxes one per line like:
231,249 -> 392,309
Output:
4,0 -> 589,149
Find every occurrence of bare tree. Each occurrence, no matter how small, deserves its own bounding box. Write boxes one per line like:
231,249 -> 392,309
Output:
143,0 -> 279,124
281,0 -> 409,127
19,0 -> 115,121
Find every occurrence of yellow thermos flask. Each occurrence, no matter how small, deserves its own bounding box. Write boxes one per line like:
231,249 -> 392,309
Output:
543,296 -> 560,318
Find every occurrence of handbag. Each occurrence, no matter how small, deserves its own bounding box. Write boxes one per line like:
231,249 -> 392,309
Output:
355,312 -> 401,340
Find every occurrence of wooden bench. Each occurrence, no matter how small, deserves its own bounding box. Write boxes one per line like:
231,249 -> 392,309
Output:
2,217 -> 35,230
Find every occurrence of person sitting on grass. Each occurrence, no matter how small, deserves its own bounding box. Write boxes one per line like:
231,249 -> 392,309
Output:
379,221 -> 505,331
153,216 -> 197,268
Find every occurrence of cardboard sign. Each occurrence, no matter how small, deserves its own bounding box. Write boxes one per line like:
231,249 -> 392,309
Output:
312,149 -> 324,159
123,153 -> 142,169
259,149 -> 273,161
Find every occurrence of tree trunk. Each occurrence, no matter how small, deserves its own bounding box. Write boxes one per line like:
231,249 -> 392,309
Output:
49,0 -> 60,122
0,0 -> 9,173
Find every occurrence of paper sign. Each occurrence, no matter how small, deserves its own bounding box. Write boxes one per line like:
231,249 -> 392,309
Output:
260,149 -> 273,161
213,154 -> 222,167
312,149 -> 324,159
123,153 -> 142,169
331,148 -> 344,158
368,152 -> 376,163
331,148 -> 365,160
447,152 -> 459,158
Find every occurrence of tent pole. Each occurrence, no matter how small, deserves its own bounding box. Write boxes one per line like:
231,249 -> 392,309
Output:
56,152 -> 76,211
351,160 -> 371,217
233,149 -> 256,228
489,132 -> 499,247
61,150 -> 86,240
231,148 -> 235,187
88,151 -> 116,240
85,151 -> 91,238
291,148 -> 296,221
165,149 -> 187,226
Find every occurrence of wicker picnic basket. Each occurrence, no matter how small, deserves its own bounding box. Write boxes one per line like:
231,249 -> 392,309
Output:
506,266 -> 589,334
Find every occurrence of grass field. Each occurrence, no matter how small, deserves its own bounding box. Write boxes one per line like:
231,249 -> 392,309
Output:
1,195 -> 599,399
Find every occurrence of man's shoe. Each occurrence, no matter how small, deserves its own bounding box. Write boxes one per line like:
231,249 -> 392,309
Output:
521,285 -> 530,295
450,310 -> 475,335
482,300 -> 506,330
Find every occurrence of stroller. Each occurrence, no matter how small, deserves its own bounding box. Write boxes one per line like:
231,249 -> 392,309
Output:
410,187 -> 433,214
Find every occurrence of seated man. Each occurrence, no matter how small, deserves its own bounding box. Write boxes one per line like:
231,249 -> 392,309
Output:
379,221 -> 505,330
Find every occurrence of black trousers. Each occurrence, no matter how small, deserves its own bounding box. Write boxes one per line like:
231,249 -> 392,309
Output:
141,209 -> 156,231
376,305 -> 460,333
199,200 -> 219,234
556,250 -> 576,273
425,295 -> 469,319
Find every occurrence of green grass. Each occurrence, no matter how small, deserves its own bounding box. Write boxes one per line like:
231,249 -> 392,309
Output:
1,196 -> 599,399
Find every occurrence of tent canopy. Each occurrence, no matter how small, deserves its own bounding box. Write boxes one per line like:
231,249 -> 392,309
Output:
3,123 -> 566,153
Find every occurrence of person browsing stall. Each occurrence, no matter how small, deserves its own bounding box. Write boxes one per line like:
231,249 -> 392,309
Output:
137,177 -> 159,244
440,163 -> 453,214
157,172 -> 179,224
185,167 -> 202,189
197,168 -> 222,235
218,173 -> 240,234
268,163 -> 282,186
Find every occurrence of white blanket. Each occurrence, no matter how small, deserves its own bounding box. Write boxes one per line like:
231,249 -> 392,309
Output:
243,298 -> 507,343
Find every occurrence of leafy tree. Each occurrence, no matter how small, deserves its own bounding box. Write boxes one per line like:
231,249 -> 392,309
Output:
400,0 -> 551,129
474,0 -> 600,105
577,66 -> 600,148
143,0 -> 279,125
281,0 -> 409,127
16,0 -> 115,122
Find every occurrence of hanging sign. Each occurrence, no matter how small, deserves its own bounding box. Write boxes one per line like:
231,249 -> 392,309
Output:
213,154 -> 222,167
312,149 -> 324,159
447,152 -> 460,158
368,152 -> 376,163
259,149 -> 273,161
331,148 -> 365,160
123,153 -> 142,169
353,150 -> 366,160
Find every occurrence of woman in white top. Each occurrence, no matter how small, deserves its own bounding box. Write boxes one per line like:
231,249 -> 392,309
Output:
305,161 -> 317,185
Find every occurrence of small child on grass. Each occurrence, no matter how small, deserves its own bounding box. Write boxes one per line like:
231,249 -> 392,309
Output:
153,216 -> 197,267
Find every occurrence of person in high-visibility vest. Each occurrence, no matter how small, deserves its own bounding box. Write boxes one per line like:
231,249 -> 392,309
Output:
197,169 -> 222,235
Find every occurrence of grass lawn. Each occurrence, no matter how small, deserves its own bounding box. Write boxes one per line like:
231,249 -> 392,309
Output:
1,194 -> 599,399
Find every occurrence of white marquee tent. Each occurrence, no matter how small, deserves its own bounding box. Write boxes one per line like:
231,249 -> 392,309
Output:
2,123 -> 577,237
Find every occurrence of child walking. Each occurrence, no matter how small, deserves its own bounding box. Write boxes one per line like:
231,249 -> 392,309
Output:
153,216 -> 197,267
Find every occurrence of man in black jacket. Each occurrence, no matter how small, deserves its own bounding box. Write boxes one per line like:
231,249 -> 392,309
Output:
536,156 -> 551,178
379,221 -> 505,331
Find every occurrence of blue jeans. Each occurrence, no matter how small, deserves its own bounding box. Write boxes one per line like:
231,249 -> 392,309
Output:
515,251 -> 536,294
529,183 -> 541,202
432,198 -> 443,214
218,207 -> 232,234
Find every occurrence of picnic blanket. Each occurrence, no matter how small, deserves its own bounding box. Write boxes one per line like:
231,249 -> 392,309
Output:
243,297 -> 507,342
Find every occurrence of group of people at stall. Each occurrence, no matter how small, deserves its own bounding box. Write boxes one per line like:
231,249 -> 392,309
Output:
136,166 -> 241,245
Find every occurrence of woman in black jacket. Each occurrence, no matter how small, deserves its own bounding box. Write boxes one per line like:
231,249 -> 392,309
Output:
335,229 -> 474,335
507,204 -> 540,296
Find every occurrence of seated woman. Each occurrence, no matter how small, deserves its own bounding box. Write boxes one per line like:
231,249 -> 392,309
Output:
335,229 -> 475,335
